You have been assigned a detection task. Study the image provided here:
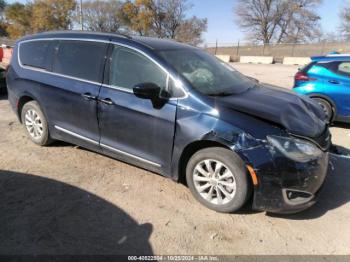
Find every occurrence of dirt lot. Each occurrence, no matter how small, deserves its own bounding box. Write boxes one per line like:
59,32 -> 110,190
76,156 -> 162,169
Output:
1,64 -> 350,256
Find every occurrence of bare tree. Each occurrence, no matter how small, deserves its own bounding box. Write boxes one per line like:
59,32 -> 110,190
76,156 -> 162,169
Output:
120,0 -> 207,45
235,0 -> 281,44
161,0 -> 207,44
340,1 -> 350,40
277,0 -> 322,43
235,0 -> 322,44
175,16 -> 207,46
162,0 -> 189,38
78,0 -> 123,33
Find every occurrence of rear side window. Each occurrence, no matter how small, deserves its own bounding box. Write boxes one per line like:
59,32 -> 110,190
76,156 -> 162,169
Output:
19,40 -> 51,69
337,62 -> 350,77
53,41 -> 108,82
109,46 -> 167,90
303,61 -> 335,74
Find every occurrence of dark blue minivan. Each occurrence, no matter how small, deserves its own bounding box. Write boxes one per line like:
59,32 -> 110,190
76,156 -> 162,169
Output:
7,31 -> 331,214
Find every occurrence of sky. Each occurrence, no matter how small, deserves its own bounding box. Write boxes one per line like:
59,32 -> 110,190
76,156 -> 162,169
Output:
188,0 -> 345,45
6,0 -> 346,44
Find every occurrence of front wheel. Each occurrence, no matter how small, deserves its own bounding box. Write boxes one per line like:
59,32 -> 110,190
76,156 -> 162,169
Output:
186,147 -> 251,213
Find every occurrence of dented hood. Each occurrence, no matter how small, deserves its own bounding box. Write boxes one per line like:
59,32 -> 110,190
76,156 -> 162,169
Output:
215,84 -> 327,138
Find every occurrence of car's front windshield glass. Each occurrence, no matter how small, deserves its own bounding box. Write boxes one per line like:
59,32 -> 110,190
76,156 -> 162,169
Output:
158,49 -> 254,96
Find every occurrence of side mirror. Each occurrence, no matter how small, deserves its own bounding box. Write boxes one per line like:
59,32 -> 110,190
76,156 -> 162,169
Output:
133,83 -> 161,99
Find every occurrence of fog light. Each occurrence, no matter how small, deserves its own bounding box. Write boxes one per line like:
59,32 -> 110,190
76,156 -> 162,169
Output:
282,189 -> 314,206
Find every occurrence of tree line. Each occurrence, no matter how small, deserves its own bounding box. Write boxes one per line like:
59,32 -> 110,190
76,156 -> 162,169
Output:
235,0 -> 350,44
0,0 -> 207,46
1,0 -> 350,46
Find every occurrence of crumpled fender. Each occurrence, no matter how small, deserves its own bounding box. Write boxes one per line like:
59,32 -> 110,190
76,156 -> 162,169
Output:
169,95 -> 269,181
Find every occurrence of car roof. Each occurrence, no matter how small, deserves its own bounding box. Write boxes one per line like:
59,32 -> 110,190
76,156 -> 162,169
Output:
19,30 -> 196,51
311,54 -> 350,62
132,36 -> 195,51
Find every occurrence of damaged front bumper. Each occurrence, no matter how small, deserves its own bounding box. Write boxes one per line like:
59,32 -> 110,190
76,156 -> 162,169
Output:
238,142 -> 329,214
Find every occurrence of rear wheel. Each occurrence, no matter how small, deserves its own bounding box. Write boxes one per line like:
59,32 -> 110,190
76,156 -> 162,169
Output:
21,101 -> 53,146
0,69 -> 6,95
186,147 -> 251,213
313,98 -> 333,123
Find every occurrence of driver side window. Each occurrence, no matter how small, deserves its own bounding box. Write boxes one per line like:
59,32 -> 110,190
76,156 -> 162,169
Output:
109,46 -> 167,90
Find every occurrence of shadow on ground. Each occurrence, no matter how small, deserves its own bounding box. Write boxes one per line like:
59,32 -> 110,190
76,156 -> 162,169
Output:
0,170 -> 153,255
333,122 -> 350,129
0,94 -> 7,101
333,145 -> 350,156
269,154 -> 350,220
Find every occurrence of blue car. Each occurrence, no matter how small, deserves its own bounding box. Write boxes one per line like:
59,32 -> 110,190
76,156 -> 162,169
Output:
7,31 -> 331,214
294,54 -> 350,123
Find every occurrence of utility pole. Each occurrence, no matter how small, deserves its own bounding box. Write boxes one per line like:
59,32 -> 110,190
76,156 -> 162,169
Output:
80,0 -> 84,30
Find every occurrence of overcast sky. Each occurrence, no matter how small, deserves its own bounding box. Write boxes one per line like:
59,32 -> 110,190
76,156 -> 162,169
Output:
7,0 -> 346,44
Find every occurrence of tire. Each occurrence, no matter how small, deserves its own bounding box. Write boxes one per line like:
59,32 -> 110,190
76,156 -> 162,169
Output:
0,81 -> 6,95
21,101 -> 53,146
186,147 -> 251,213
0,70 -> 6,95
313,98 -> 333,123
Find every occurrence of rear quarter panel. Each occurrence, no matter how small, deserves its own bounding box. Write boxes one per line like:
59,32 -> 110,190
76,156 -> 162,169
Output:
295,64 -> 350,117
322,73 -> 350,117
294,64 -> 328,95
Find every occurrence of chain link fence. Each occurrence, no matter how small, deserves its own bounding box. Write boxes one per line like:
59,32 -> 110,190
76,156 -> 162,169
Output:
205,41 -> 350,62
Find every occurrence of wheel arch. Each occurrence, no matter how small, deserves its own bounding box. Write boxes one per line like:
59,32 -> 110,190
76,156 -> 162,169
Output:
308,93 -> 337,117
17,92 -> 48,125
177,140 -> 231,184
178,139 -> 255,212
17,94 -> 35,123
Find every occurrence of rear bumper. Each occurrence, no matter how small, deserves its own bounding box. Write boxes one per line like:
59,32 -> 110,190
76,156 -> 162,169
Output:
7,88 -> 19,118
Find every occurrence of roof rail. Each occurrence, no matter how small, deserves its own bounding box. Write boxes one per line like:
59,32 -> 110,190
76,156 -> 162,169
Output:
326,53 -> 350,57
35,30 -> 133,40
115,33 -> 132,39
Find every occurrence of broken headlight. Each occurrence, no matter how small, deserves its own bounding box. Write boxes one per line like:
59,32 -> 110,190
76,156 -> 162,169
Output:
267,135 -> 322,163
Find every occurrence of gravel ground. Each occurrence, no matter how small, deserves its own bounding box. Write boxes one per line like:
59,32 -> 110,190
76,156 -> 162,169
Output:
0,64 -> 350,255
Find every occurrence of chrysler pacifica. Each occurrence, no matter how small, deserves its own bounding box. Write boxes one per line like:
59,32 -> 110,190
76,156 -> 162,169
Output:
6,31 -> 331,213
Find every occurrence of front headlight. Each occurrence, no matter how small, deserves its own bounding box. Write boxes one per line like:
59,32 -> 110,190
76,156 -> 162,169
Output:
267,135 -> 323,163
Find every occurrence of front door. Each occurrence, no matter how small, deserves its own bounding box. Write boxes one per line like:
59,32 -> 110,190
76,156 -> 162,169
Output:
98,45 -> 177,173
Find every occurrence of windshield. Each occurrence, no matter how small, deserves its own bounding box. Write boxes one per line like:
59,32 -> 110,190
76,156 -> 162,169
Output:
158,49 -> 254,96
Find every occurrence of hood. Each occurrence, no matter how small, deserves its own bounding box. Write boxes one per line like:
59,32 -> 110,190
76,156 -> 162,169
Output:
214,84 -> 327,138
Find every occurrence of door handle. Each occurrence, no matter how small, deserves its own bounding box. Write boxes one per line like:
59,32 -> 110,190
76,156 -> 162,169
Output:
329,80 -> 340,84
99,98 -> 114,105
82,93 -> 97,100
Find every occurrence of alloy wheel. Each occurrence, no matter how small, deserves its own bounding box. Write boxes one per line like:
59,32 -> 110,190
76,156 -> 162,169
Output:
24,109 -> 44,139
193,159 -> 237,205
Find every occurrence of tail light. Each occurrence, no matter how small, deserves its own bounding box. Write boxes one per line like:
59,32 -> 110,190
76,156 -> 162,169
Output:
295,71 -> 316,82
1,48 -> 13,70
